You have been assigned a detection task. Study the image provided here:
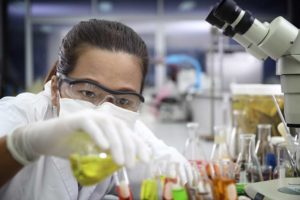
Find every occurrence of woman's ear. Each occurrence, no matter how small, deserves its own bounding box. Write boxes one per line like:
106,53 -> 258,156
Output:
50,75 -> 59,108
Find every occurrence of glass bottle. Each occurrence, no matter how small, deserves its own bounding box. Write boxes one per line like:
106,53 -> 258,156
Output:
228,110 -> 244,162
183,122 -> 207,166
69,131 -> 121,186
255,124 -> 276,180
210,125 -> 231,162
235,134 -> 263,184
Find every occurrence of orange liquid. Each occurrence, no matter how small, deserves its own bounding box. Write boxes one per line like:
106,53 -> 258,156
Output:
212,177 -> 237,200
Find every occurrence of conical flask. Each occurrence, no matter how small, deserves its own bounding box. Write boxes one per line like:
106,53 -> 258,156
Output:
183,122 -> 207,166
210,125 -> 231,161
235,134 -> 263,183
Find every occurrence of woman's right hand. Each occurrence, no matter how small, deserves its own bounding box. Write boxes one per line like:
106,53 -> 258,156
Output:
6,109 -> 151,168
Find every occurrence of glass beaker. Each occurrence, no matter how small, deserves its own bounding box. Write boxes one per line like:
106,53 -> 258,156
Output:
235,134 -> 263,184
183,122 -> 207,165
273,143 -> 295,179
255,124 -> 276,180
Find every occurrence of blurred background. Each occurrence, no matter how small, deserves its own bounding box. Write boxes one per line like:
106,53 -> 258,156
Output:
0,0 -> 300,148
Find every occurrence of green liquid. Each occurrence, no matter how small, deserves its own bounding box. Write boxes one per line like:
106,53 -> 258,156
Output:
140,179 -> 159,200
236,183 -> 246,196
70,153 -> 120,186
172,187 -> 188,200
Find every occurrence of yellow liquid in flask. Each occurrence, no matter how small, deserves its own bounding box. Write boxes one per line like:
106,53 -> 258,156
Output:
68,131 -> 121,186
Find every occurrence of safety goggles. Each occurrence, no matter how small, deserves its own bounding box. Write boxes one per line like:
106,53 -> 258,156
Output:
58,74 -> 144,111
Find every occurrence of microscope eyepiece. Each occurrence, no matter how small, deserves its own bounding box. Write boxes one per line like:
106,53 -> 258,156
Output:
205,6 -> 226,29
223,26 -> 236,37
234,10 -> 255,34
214,0 -> 241,24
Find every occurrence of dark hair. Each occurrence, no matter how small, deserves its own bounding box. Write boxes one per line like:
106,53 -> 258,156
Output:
45,19 -> 149,93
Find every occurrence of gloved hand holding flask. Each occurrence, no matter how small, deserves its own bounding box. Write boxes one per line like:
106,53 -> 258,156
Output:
6,99 -> 151,184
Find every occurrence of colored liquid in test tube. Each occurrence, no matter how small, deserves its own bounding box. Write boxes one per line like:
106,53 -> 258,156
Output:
114,168 -> 133,200
172,187 -> 188,200
140,179 -> 159,200
116,183 -> 133,200
163,177 -> 177,200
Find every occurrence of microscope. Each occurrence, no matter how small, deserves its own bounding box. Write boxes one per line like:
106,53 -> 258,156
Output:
205,0 -> 300,128
205,0 -> 300,199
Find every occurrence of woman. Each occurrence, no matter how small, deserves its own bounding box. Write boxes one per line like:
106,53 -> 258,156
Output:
0,19 -> 190,199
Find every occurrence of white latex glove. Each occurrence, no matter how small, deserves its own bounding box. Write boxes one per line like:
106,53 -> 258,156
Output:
134,120 -> 193,185
7,108 -> 150,168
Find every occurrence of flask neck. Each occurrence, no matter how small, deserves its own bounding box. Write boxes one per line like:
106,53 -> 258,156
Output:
240,134 -> 256,156
187,122 -> 199,139
257,124 -> 272,142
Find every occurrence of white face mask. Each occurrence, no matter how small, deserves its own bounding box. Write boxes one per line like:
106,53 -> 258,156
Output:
59,98 -> 139,127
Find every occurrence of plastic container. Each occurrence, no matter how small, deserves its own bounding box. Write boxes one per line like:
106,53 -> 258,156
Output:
230,84 -> 284,136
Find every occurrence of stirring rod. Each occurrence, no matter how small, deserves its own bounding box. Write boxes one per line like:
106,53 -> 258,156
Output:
271,95 -> 290,135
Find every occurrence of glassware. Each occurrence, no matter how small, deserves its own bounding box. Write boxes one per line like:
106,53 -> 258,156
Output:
140,160 -> 160,200
255,124 -> 276,180
228,110 -> 244,162
162,162 -> 178,200
69,131 -> 121,186
114,168 -> 133,200
210,125 -> 231,162
183,122 -> 207,165
296,144 -> 300,175
171,163 -> 189,200
140,179 -> 159,200
184,161 -> 213,200
211,160 -> 237,200
273,143 -> 295,179
235,134 -> 263,184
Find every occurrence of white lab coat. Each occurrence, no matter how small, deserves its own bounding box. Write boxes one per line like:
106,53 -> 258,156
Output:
0,82 -> 188,200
